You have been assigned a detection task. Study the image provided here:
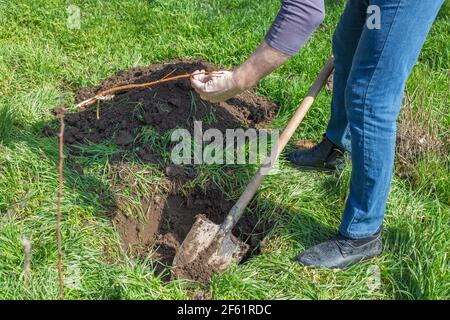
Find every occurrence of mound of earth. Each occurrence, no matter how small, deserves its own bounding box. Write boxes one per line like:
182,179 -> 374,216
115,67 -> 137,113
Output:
63,59 -> 278,148
52,60 -> 277,284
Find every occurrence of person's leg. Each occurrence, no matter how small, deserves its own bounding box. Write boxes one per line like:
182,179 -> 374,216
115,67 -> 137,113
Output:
298,0 -> 444,268
287,0 -> 367,171
339,0 -> 444,239
325,0 -> 368,152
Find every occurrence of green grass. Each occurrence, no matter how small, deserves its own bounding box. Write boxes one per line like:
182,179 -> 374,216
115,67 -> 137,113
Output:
0,105 -> 14,143
0,0 -> 449,300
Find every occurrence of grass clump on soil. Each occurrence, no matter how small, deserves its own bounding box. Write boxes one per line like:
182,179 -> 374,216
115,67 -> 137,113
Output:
0,0 -> 449,300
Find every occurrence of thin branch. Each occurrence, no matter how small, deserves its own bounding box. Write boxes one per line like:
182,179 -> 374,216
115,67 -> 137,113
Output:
56,108 -> 65,300
73,71 -> 221,110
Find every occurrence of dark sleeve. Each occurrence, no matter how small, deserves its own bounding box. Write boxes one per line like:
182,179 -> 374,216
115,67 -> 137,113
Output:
265,0 -> 325,56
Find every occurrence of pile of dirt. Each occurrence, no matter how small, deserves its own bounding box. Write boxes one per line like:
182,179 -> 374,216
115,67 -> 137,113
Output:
54,60 -> 277,283
62,59 -> 277,150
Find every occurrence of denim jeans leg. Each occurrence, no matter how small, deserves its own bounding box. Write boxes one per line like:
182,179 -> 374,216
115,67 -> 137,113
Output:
325,0 -> 368,152
339,0 -> 444,238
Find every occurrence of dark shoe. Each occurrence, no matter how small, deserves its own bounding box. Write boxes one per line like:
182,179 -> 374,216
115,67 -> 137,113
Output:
297,231 -> 382,269
287,136 -> 345,172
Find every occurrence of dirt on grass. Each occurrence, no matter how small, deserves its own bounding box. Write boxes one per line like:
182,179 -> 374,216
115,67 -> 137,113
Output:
62,59 -> 277,147
52,59 -> 277,283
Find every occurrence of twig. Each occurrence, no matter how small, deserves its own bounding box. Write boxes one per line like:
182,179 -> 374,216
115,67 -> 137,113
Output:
96,100 -> 100,120
56,108 -> 65,300
160,68 -> 177,80
73,71 -> 222,110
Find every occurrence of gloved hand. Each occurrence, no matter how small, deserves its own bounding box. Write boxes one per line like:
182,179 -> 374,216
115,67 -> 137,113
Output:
190,70 -> 244,103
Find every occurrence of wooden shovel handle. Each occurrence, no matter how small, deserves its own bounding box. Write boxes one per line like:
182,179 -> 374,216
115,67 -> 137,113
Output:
221,57 -> 335,233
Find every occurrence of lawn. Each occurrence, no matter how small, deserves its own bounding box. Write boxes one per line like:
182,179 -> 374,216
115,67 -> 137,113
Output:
0,0 -> 448,300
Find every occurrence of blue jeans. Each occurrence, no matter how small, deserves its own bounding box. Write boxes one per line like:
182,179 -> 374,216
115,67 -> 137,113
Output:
325,0 -> 443,238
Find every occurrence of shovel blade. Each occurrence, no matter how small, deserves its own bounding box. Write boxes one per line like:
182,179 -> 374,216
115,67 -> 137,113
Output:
172,215 -> 249,282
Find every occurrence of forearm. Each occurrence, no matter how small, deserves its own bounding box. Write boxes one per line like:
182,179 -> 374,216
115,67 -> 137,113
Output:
191,1 -> 325,102
233,0 -> 325,89
233,41 -> 289,89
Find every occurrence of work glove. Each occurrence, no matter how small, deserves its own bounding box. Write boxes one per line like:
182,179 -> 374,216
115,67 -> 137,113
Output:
190,69 -> 244,103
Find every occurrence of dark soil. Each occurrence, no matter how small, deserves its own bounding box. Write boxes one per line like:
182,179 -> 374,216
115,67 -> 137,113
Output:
62,59 -> 277,150
109,165 -> 273,283
53,59 -> 277,284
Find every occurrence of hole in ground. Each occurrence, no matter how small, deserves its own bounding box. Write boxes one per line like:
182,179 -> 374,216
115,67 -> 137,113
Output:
110,174 -> 275,282
47,59 -> 278,282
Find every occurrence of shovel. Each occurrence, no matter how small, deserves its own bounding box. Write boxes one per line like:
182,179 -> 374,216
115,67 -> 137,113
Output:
172,57 -> 335,282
